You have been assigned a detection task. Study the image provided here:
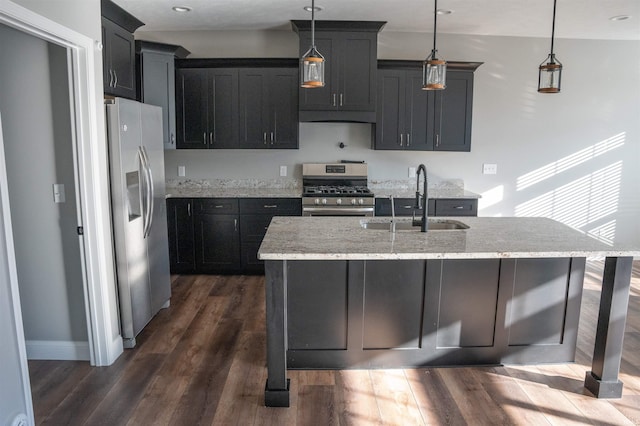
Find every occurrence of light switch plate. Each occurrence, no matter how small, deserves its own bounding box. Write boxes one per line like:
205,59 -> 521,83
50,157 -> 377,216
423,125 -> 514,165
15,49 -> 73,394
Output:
178,166 -> 186,177
53,183 -> 65,203
408,167 -> 416,178
280,165 -> 287,177
483,163 -> 498,175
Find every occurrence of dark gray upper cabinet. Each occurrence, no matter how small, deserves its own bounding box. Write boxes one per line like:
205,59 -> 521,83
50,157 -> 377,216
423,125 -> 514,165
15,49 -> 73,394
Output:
137,41 -> 190,150
433,72 -> 474,152
175,68 -> 239,149
376,69 -> 433,150
374,61 -> 481,152
238,68 -> 299,149
291,21 -> 385,122
101,0 -> 143,99
175,59 -> 298,149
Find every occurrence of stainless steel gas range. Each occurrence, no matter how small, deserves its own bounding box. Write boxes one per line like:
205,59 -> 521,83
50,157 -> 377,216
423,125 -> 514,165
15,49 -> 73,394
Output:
302,163 -> 374,216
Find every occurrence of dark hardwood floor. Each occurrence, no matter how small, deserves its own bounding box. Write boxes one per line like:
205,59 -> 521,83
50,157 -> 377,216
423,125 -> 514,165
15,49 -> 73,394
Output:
30,261 -> 640,425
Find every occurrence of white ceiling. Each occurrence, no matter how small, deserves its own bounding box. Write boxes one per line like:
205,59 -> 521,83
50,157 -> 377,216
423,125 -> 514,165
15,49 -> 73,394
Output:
113,0 -> 640,40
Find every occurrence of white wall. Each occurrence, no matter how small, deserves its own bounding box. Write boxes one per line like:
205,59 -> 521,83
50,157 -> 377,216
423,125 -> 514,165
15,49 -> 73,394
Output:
0,24 -> 88,356
140,28 -> 640,246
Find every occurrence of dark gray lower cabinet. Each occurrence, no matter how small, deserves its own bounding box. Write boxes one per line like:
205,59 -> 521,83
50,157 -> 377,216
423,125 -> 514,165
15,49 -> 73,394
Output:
167,197 -> 301,274
166,198 -> 196,274
374,198 -> 478,217
285,257 -> 585,368
239,198 -> 302,274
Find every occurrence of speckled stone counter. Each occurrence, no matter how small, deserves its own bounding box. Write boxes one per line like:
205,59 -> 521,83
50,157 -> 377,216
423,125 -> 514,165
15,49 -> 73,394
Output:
166,187 -> 302,198
258,216 -> 639,260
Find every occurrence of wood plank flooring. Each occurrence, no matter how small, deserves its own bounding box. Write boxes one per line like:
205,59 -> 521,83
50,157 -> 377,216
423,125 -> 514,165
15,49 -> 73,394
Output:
30,260 -> 640,425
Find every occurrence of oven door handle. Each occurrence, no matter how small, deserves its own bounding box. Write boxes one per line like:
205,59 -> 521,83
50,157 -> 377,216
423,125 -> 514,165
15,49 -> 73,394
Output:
303,207 -> 374,215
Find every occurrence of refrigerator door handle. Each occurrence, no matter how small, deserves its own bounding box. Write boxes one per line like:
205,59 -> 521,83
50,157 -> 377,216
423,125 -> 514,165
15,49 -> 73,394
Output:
137,147 -> 149,237
141,146 -> 155,238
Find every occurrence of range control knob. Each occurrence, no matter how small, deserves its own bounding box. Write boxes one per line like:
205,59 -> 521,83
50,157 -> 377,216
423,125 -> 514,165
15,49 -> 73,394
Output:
351,199 -> 357,205
358,198 -> 365,205
321,198 -> 327,205
315,198 -> 321,205
336,198 -> 343,205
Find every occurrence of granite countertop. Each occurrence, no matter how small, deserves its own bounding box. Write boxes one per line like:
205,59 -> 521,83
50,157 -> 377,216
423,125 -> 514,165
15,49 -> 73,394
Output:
373,188 -> 481,199
258,216 -> 640,260
166,187 -> 302,198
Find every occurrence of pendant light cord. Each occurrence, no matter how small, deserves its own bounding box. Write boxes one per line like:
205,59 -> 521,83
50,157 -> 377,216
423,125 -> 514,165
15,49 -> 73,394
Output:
432,0 -> 438,54
311,0 -> 316,49
550,0 -> 557,56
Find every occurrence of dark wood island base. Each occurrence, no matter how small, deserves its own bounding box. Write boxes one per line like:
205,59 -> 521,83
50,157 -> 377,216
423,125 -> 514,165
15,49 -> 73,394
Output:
264,256 -> 635,406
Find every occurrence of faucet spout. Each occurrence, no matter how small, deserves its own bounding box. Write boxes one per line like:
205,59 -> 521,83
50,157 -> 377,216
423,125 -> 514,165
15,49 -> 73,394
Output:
415,164 -> 428,232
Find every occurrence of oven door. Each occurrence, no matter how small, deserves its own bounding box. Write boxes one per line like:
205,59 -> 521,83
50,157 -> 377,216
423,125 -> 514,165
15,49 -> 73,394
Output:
302,206 -> 374,217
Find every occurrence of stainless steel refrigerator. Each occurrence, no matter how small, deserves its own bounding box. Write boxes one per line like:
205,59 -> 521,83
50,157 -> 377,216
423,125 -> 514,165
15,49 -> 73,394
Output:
105,97 -> 171,348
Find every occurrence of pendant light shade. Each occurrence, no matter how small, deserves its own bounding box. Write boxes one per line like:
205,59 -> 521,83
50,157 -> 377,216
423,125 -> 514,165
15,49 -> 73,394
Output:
538,0 -> 562,93
422,0 -> 446,90
301,0 -> 324,88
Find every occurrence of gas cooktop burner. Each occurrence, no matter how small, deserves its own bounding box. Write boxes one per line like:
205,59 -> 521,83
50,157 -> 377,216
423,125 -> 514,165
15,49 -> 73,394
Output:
304,185 -> 373,196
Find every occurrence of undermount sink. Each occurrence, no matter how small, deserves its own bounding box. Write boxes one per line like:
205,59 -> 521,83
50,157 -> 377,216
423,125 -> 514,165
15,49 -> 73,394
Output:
360,219 -> 470,231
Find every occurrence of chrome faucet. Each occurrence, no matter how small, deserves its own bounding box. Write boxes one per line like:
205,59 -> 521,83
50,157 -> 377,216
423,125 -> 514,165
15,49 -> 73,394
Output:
414,164 -> 428,232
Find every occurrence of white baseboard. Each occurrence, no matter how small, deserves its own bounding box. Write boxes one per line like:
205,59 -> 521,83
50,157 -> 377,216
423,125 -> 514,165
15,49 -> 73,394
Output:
26,340 -> 91,361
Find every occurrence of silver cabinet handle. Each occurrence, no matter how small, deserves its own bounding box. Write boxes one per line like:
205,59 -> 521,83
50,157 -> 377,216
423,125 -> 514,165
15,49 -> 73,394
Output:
332,93 -> 337,106
263,132 -> 267,145
406,133 -> 410,146
203,132 -> 207,145
263,205 -> 277,208
113,70 -> 118,87
187,202 -> 191,216
403,205 -> 412,209
339,93 -> 343,106
234,218 -> 238,232
270,132 -> 274,145
171,133 -> 175,144
214,205 -> 224,209
400,134 -> 404,147
108,69 -> 114,87
209,132 -> 213,145
453,205 -> 465,209
436,134 -> 440,147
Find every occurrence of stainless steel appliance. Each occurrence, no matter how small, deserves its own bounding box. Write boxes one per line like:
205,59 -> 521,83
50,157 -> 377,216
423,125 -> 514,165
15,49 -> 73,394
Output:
105,98 -> 171,348
302,163 -> 374,216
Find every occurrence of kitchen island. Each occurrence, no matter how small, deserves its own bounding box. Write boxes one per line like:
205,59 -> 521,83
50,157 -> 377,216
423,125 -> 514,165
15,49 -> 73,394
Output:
258,216 -> 640,407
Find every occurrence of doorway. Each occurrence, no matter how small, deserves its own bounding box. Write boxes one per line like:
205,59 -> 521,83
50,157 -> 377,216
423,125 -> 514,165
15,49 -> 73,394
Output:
0,23 -> 90,360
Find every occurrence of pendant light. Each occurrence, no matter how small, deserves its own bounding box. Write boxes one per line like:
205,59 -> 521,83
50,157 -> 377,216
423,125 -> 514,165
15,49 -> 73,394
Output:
538,0 -> 562,93
301,0 -> 324,88
422,0 -> 446,90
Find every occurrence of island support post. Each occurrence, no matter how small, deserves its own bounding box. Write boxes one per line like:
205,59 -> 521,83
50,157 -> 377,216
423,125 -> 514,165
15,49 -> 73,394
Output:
264,260 -> 290,407
584,256 -> 634,398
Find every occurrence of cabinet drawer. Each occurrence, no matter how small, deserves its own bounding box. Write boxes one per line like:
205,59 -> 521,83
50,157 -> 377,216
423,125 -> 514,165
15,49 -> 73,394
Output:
434,199 -> 478,216
239,198 -> 301,215
194,198 -> 239,214
375,198 -> 432,217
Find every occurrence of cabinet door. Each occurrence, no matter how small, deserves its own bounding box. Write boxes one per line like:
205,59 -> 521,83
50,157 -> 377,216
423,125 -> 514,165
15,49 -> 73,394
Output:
102,18 -> 136,99
166,199 -> 196,274
194,214 -> 240,272
238,69 -> 269,148
375,69 -> 405,150
405,71 -> 433,150
337,32 -> 377,112
298,35 -> 337,111
433,72 -> 473,152
209,69 -> 239,148
269,68 -> 299,149
176,69 -> 208,149
141,51 -> 176,149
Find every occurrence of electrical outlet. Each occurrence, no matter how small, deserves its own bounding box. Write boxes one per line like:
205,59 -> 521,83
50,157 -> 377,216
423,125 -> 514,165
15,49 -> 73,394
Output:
280,165 -> 287,177
408,167 -> 416,178
178,166 -> 186,177
53,183 -> 65,203
483,163 -> 498,175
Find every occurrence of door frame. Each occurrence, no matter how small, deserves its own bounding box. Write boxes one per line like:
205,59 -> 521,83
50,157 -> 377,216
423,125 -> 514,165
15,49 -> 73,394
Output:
0,0 -> 123,372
